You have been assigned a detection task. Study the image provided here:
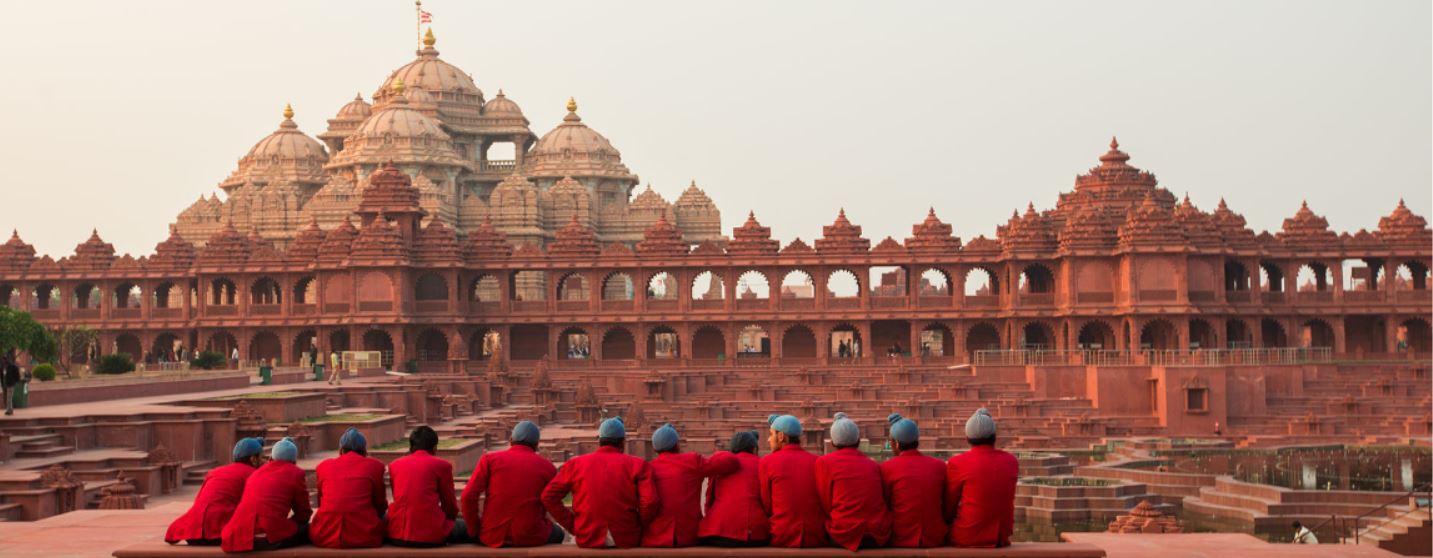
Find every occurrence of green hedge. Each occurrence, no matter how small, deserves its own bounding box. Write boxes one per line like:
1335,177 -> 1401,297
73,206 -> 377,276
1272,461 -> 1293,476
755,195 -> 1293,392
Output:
95,353 -> 136,374
32,363 -> 55,382
190,351 -> 227,370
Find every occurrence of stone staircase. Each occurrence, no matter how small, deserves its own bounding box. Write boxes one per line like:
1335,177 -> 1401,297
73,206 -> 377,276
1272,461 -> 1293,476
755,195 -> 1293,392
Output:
1353,505 -> 1431,555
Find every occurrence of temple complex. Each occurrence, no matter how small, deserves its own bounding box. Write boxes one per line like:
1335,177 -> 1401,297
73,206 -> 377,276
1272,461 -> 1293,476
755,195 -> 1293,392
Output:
172,30 -> 722,250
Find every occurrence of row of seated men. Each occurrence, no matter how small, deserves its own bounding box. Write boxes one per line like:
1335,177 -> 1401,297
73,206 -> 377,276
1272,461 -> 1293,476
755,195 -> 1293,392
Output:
165,408 -> 1016,552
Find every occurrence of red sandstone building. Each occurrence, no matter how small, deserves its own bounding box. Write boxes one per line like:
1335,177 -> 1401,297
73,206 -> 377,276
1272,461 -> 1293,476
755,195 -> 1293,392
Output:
0,139 -> 1428,373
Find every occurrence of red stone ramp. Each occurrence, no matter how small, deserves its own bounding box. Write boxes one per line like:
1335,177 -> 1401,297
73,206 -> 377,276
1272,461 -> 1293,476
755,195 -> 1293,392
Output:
114,542 -> 1106,558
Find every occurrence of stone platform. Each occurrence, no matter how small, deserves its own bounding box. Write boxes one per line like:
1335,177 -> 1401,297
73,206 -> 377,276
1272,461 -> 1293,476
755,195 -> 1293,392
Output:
113,543 -> 1107,558
1061,532 -> 1400,557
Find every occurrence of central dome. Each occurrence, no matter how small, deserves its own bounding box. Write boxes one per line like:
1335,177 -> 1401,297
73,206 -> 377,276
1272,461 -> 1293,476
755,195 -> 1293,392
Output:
327,81 -> 468,170
374,29 -> 481,106
524,98 -> 634,181
220,104 -> 328,192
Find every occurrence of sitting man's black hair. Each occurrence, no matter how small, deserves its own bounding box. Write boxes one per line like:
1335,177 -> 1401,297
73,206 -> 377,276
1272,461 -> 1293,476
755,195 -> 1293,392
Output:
409,425 -> 439,454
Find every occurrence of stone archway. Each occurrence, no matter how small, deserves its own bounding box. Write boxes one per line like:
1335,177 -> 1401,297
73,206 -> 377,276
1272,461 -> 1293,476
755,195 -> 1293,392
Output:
361,329 -> 395,369
115,334 -> 142,359
919,323 -> 953,357
1226,319 -> 1252,348
872,320 -> 912,356
647,326 -> 679,359
691,326 -> 725,359
291,330 -> 318,364
1077,321 -> 1116,350
1021,322 -> 1055,350
469,329 -> 500,361
965,322 -> 1001,360
601,327 -> 636,360
416,329 -> 449,364
329,330 -> 351,353
1261,319 -> 1288,348
248,331 -> 282,364
1189,319 -> 1217,350
780,325 -> 817,358
829,323 -> 863,359
1140,320 -> 1178,351
558,327 -> 591,360
1301,319 -> 1335,349
1400,318 -> 1431,353
151,333 -> 182,361
206,331 -> 238,357
510,325 -> 549,361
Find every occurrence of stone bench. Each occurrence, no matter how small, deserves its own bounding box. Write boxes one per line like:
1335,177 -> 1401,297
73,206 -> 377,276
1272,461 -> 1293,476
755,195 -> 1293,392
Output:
114,542 -> 1105,557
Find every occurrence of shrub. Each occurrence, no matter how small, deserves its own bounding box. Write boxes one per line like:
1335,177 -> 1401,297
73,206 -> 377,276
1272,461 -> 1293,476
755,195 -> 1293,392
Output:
32,363 -> 55,382
190,351 -> 227,370
95,353 -> 136,374
405,359 -> 419,373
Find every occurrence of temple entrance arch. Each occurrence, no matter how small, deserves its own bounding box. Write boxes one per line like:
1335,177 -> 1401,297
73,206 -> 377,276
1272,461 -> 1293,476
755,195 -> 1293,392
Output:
558,327 -> 591,360
737,325 -> 770,356
830,324 -> 862,358
1226,319 -> 1252,348
872,320 -> 912,356
601,327 -> 636,360
1399,318 -> 1431,353
1021,322 -> 1055,350
115,333 -> 142,359
827,270 -> 860,298
249,331 -> 281,364
647,326 -> 679,359
1077,321 -> 1116,350
691,271 -> 724,301
361,330 -> 395,368
1139,320 -> 1178,351
510,325 -> 549,360
780,325 -> 817,358
1260,319 -> 1288,348
965,322 -> 1001,360
1189,319 -> 1216,350
205,331 -> 238,357
152,333 -> 182,361
920,323 -> 953,357
328,330 -> 351,353
470,329 -> 500,361
691,326 -> 725,359
1300,319 -> 1334,349
414,273 -> 448,301
291,330 -> 318,364
416,329 -> 449,364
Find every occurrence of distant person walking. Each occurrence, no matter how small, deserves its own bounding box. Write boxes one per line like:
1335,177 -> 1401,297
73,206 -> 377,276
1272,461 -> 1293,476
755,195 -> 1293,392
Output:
230,347 -> 239,369
328,351 -> 342,385
2,356 -> 20,416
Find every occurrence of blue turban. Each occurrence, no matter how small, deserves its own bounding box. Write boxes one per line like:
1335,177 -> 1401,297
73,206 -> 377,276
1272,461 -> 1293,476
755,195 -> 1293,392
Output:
599,416 -> 626,439
232,437 -> 263,461
339,427 -> 366,453
888,413 -> 919,445
830,413 -> 860,447
768,414 -> 802,437
272,437 -> 298,463
512,420 -> 541,445
652,423 -> 679,452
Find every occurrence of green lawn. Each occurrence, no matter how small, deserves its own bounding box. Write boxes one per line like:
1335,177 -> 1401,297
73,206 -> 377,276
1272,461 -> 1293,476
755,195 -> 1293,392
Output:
299,414 -> 387,423
372,438 -> 468,452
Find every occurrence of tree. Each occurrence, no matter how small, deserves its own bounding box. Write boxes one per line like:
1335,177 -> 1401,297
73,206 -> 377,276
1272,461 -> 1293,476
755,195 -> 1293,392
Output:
0,306 -> 56,365
53,326 -> 97,377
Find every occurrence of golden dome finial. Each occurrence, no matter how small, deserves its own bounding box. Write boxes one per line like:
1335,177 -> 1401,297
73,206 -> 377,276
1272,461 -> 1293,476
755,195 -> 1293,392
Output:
282,103 -> 294,120
393,77 -> 406,96
566,96 -> 577,113
423,28 -> 436,48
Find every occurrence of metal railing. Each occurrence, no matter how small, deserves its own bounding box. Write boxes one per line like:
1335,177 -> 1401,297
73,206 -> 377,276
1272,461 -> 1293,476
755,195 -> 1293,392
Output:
973,347 -> 1334,367
1340,483 -> 1430,546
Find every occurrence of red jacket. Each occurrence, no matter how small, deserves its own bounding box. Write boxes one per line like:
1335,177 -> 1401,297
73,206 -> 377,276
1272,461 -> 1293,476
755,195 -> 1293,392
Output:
220,460 -> 312,552
814,446 -> 892,550
758,443 -> 825,548
699,451 -> 769,543
642,451 -> 723,547
880,448 -> 948,548
541,445 -> 659,549
165,462 -> 256,543
460,444 -> 557,547
310,452 -> 388,548
946,444 -> 1019,547
386,450 -> 459,545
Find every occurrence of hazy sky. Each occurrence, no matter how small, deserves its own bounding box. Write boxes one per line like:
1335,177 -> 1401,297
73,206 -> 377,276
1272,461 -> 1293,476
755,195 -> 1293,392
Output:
0,1 -> 1428,257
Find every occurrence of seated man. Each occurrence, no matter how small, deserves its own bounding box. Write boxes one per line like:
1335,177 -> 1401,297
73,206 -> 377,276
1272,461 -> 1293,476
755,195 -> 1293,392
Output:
386,426 -> 464,547
881,413 -> 947,548
461,421 -> 564,547
946,408 -> 1018,548
815,413 -> 891,550
699,430 -> 769,547
221,438 -> 311,552
165,438 -> 264,546
759,414 -> 826,548
310,428 -> 387,549
643,424 -> 725,547
541,417 -> 659,548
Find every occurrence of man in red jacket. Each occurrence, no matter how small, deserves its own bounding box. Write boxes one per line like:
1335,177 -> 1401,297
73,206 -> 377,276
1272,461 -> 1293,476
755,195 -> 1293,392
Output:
541,417 -> 660,548
642,423 -> 725,547
386,426 -> 464,547
815,412 -> 891,550
310,428 -> 387,549
759,414 -> 825,548
881,413 -> 948,547
221,438 -> 311,552
700,430 -> 769,547
946,408 -> 1019,547
165,438 -> 263,545
461,420 -> 564,547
